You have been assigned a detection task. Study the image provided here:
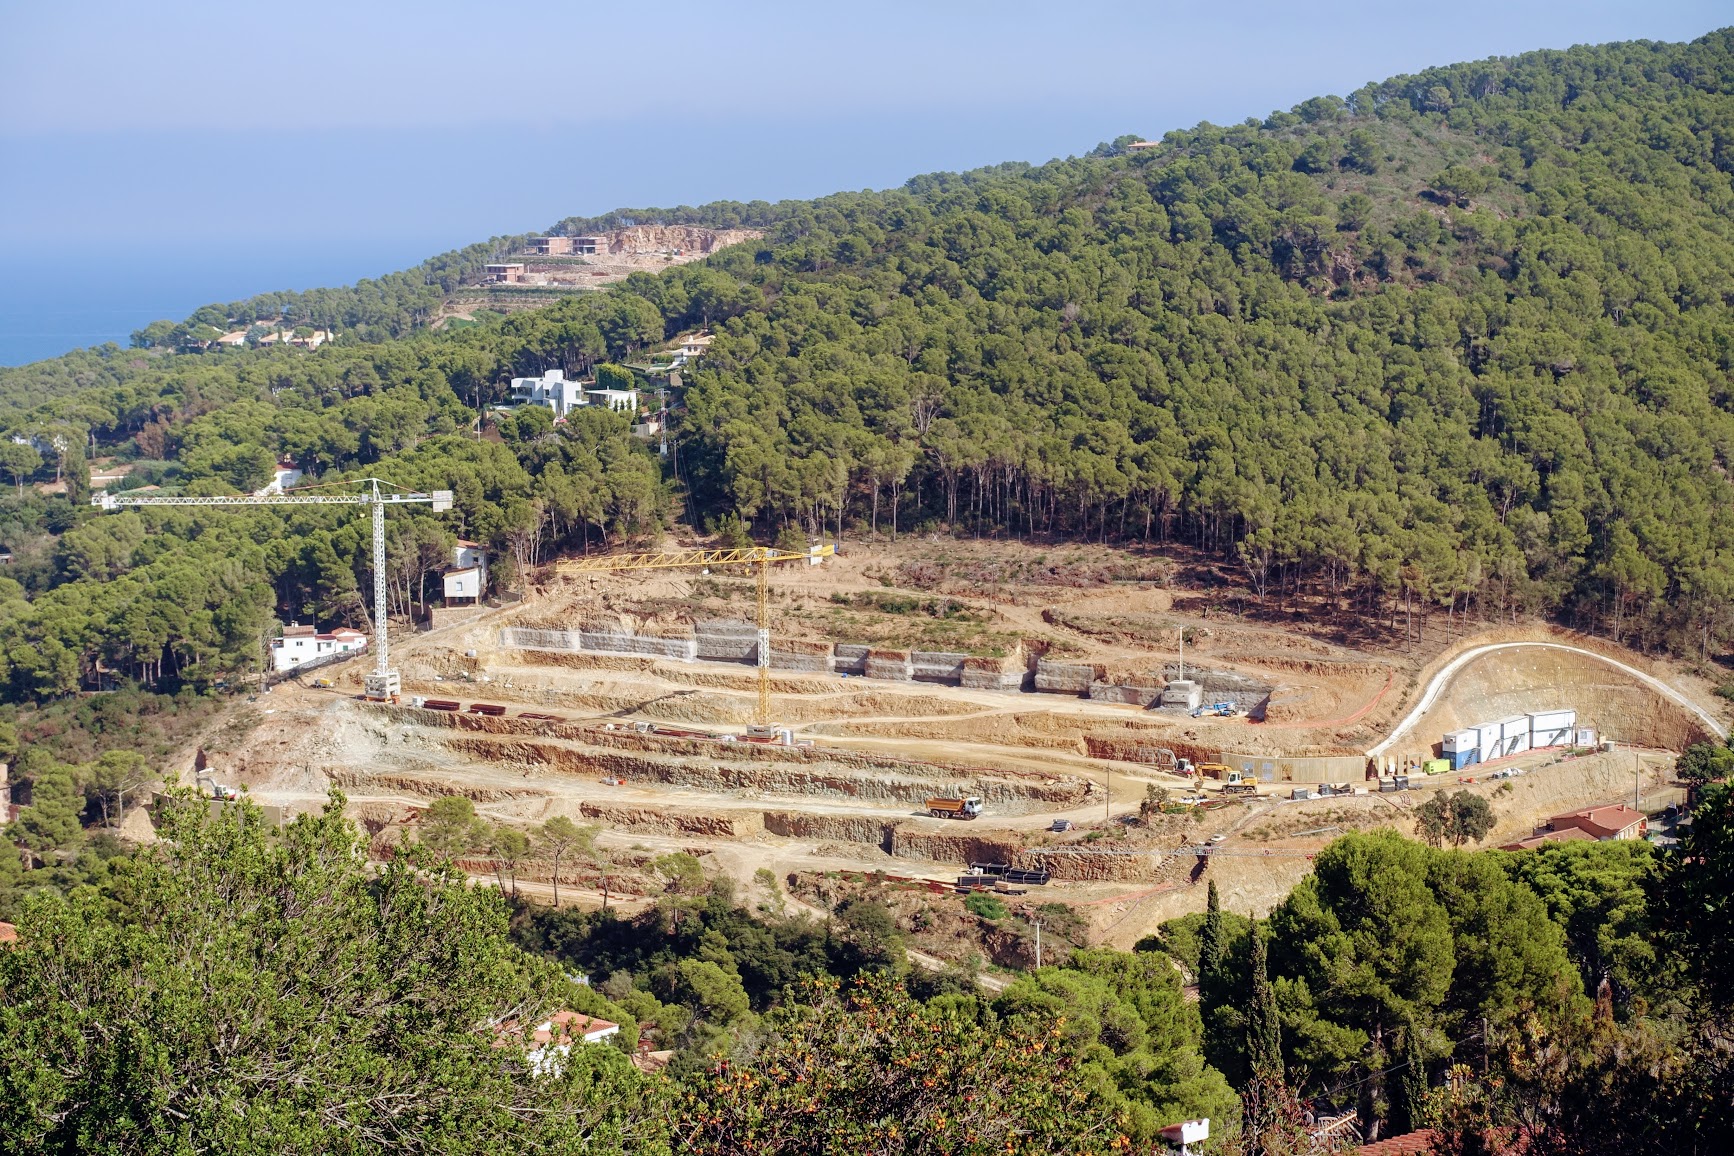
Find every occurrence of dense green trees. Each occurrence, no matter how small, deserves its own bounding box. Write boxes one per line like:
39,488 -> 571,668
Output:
0,793 -> 662,1155
0,33 -> 1731,692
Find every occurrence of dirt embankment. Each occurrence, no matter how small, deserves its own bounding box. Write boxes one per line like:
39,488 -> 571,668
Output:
577,801 -> 763,839
398,709 -> 1091,812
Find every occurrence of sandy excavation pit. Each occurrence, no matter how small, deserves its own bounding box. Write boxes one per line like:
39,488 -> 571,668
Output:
182,540 -> 1729,939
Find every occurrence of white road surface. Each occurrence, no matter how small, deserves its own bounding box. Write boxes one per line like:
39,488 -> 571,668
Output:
1368,642 -> 1727,757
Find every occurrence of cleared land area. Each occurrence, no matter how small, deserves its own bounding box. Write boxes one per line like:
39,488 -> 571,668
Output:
169,538 -> 1726,958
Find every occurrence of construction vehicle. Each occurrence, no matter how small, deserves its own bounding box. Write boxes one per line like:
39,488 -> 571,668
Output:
1196,762 -> 1233,780
310,677 -> 335,689
1223,781 -> 1258,797
925,795 -> 983,820
93,478 -> 454,702
555,543 -> 834,728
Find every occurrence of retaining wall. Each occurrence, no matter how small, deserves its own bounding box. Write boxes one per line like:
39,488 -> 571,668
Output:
578,625 -> 696,660
961,654 -> 1027,691
1034,659 -> 1105,695
762,811 -> 894,847
833,644 -> 869,675
1088,682 -> 1165,707
910,651 -> 969,685
1213,751 -> 1369,784
865,649 -> 913,681
695,620 -> 758,663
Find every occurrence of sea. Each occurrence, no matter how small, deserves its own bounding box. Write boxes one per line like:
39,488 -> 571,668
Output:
0,240 -> 454,368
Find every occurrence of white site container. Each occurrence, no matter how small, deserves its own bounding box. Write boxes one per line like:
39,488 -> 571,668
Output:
1475,721 -> 1504,758
1574,727 -> 1598,747
1494,716 -> 1529,758
1442,728 -> 1479,754
1528,709 -> 1577,749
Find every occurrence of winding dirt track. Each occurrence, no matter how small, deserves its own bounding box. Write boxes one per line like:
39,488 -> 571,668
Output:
1368,642 -> 1727,757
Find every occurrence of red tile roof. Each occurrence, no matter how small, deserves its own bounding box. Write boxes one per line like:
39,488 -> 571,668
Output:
1359,1129 -> 1439,1154
495,1009 -> 619,1049
1501,827 -> 1595,851
1549,804 -> 1644,839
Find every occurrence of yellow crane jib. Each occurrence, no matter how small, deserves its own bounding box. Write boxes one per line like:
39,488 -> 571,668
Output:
553,543 -> 835,725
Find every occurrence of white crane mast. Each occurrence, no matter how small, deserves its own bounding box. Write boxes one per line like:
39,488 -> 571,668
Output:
92,478 -> 453,700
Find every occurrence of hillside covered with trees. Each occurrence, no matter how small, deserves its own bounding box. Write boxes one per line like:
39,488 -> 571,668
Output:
0,30 -> 1730,696
6,740 -> 1734,1152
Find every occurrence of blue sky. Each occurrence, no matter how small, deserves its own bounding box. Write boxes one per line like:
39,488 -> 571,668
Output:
0,1 -> 1725,362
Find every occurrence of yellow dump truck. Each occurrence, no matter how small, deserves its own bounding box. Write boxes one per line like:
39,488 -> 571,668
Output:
925,796 -> 983,820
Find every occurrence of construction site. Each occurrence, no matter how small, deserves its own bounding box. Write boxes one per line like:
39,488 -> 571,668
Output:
441,225 -> 763,317
163,536 -> 1729,965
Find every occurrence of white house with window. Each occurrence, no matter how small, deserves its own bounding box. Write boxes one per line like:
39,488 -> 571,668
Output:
442,540 -> 488,605
509,370 -> 589,418
270,623 -> 366,673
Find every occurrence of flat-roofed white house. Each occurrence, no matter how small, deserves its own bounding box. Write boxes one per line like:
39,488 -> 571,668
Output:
270,623 -> 366,673
510,370 -> 589,418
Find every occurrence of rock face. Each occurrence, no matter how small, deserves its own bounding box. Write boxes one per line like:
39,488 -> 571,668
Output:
604,226 -> 760,255
578,801 -> 761,838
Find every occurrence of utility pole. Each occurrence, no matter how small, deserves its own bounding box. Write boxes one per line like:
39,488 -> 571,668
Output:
1178,625 -> 1184,682
1033,917 -> 1043,970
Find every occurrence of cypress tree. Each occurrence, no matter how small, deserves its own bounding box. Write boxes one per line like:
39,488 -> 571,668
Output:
1247,923 -> 1283,1079
1198,879 -> 1224,987
1391,1022 -> 1429,1134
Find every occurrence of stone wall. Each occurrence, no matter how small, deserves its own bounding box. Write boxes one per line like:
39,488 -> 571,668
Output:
695,619 -> 758,663
961,653 -> 1028,691
865,648 -> 913,681
1088,681 -> 1165,707
833,644 -> 869,675
769,638 -> 832,673
579,624 -> 696,660
1034,659 -> 1105,695
910,651 -> 969,685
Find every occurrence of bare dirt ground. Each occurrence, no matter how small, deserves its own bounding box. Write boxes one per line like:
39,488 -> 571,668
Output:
162,537 -> 1729,955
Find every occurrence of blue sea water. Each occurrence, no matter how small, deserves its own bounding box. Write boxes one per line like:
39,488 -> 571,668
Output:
0,240 -> 458,367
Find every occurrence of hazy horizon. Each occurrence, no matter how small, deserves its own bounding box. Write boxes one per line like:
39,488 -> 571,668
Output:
2,1 -> 1725,365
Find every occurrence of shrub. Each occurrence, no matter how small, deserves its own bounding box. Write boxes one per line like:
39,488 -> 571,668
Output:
965,892 -> 1008,920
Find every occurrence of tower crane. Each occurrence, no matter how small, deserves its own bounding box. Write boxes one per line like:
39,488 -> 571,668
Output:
555,543 -> 834,727
92,478 -> 453,701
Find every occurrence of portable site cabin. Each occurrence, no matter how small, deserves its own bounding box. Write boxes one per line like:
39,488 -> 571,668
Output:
1528,709 -> 1577,749
1442,727 -> 1480,770
1476,721 -> 1505,762
1497,716 -> 1531,758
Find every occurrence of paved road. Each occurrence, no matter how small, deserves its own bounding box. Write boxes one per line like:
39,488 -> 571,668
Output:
1368,641 -> 1727,757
